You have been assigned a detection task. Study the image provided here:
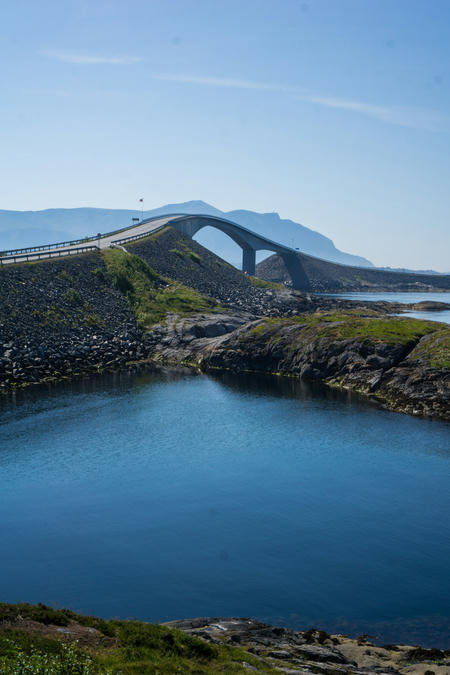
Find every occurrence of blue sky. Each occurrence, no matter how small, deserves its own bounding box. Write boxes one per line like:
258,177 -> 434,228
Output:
1,0 -> 449,270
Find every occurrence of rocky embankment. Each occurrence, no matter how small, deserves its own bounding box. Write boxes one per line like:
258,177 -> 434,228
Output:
0,237 -> 448,420
0,253 -> 144,388
0,237 -> 400,391
167,617 -> 450,674
256,252 -> 450,293
144,311 -> 450,420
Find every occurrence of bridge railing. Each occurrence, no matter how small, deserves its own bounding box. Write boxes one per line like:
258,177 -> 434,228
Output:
111,225 -> 167,246
0,245 -> 99,266
0,221 -> 152,258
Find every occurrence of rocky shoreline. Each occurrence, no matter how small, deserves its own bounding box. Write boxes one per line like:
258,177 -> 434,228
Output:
0,241 -> 448,420
166,616 -> 450,674
143,310 -> 450,420
1,603 -> 449,674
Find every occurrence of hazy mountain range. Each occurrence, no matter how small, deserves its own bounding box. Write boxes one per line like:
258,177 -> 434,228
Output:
0,200 -> 446,273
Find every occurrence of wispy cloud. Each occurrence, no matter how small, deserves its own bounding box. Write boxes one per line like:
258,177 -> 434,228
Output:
153,73 -> 293,92
301,94 -> 449,132
41,50 -> 143,65
153,73 -> 449,132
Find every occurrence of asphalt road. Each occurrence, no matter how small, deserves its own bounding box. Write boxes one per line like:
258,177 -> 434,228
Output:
0,216 -> 178,265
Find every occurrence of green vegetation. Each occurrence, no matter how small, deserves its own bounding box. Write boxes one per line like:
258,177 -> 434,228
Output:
63,288 -> 83,305
91,267 -> 107,282
38,305 -> 71,326
248,276 -> 284,290
0,603 -> 273,674
103,249 -> 218,328
169,244 -> 202,264
170,248 -> 185,260
84,313 -> 103,327
56,270 -> 73,282
188,250 -> 202,264
246,311 -> 447,354
304,312 -> 442,345
0,637 -> 95,674
409,327 -> 450,369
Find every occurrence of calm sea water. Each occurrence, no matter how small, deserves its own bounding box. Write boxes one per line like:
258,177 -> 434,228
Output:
321,291 -> 450,324
0,370 -> 449,647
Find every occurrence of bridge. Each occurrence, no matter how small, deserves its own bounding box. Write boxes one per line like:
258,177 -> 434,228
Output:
0,213 -> 310,288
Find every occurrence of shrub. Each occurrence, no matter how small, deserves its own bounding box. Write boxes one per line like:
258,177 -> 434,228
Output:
91,268 -> 106,282
63,289 -> 83,305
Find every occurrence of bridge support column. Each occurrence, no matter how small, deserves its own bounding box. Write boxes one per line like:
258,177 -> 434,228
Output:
242,248 -> 256,276
281,253 -> 311,291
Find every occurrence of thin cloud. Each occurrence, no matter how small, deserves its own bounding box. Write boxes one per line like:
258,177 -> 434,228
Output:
153,73 -> 293,92
302,94 -> 450,132
41,50 -> 143,65
153,73 -> 449,132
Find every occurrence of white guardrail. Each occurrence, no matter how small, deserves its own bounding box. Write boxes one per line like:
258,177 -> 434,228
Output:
0,245 -> 99,265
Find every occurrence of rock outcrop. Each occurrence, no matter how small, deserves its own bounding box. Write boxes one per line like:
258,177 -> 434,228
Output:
144,312 -> 450,420
166,617 -> 450,674
257,252 -> 450,293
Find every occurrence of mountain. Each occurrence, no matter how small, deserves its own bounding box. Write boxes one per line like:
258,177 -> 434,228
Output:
0,200 -> 373,267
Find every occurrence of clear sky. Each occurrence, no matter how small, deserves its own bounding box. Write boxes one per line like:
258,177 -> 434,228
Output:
1,0 -> 449,270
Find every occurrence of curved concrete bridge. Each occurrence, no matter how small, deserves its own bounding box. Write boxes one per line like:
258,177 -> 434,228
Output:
113,213 -> 309,288
0,213 -> 310,288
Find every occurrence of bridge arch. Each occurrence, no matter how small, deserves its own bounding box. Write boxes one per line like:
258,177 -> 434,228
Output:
153,214 -> 310,289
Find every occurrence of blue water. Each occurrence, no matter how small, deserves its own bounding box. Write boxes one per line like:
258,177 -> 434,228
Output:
0,370 -> 449,646
321,291 -> 450,324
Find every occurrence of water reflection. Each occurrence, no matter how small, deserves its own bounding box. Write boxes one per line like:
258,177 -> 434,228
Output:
211,370 -> 380,408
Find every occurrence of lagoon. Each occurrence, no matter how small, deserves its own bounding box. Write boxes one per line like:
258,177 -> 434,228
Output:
0,370 -> 449,647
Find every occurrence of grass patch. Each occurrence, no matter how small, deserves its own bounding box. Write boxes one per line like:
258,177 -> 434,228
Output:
56,270 -> 73,282
187,250 -> 202,264
246,311 -> 446,351
170,248 -> 185,260
0,635 -> 95,674
103,249 -> 218,328
63,288 -> 83,305
0,603 -> 274,674
409,328 -> 450,368
92,267 -> 107,282
84,313 -> 103,327
249,276 -> 284,290
169,245 -> 202,265
310,313 -> 442,345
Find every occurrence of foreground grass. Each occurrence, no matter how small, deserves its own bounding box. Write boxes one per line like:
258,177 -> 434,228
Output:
102,249 -> 219,328
0,603 -> 273,674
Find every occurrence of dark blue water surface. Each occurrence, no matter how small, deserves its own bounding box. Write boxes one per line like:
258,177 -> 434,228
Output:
0,370 -> 449,646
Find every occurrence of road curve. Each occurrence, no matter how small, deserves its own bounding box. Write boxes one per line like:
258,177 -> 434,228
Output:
0,216 -> 179,265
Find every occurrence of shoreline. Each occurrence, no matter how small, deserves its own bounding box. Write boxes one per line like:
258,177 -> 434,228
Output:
1,603 -> 449,673
1,310 -> 449,422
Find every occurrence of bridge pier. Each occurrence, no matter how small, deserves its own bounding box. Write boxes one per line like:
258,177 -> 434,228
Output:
242,248 -> 256,276
281,252 -> 311,291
